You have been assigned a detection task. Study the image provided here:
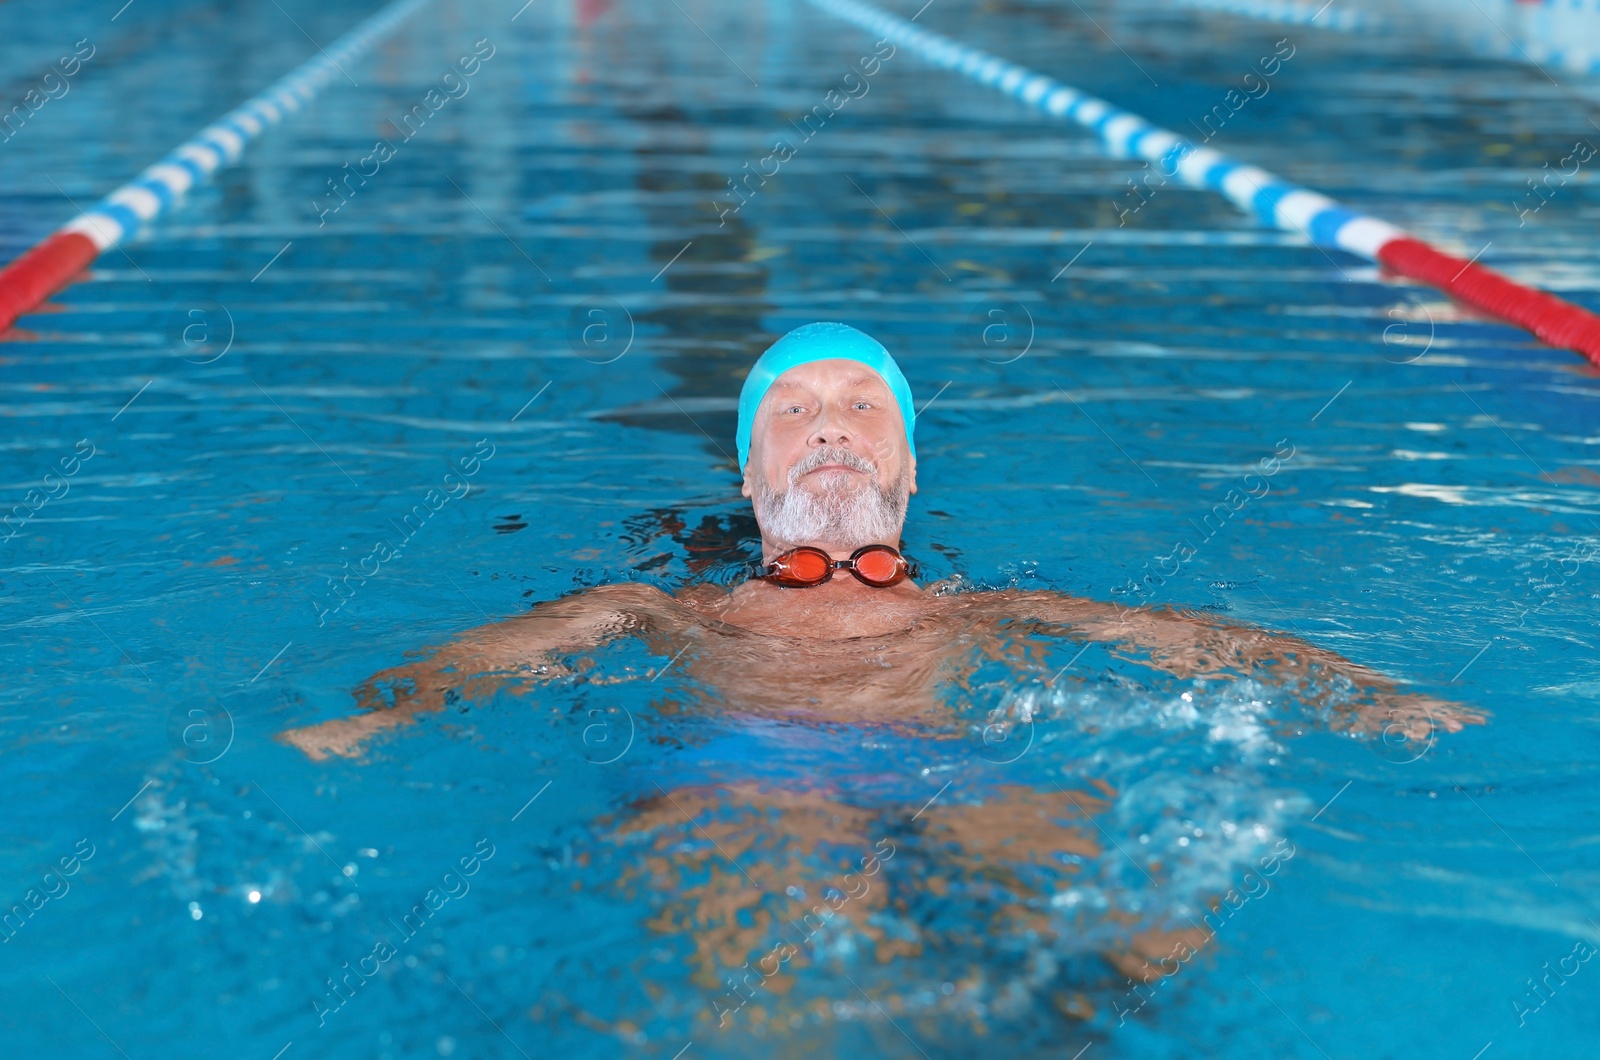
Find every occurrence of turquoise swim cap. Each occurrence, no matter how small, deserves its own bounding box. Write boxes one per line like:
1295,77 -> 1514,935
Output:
736,322 -> 915,471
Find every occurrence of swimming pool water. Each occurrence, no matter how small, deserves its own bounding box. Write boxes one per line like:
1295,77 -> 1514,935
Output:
2,0 -> 1598,1056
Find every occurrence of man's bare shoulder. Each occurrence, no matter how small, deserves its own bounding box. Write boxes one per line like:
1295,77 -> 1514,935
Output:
933,585 -> 1121,622
531,580 -> 685,620
529,580 -> 1124,638
532,580 -> 772,631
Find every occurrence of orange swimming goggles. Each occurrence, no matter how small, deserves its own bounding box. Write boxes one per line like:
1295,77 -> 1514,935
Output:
752,544 -> 916,588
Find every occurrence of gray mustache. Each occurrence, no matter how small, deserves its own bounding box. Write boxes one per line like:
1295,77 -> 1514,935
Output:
789,446 -> 876,482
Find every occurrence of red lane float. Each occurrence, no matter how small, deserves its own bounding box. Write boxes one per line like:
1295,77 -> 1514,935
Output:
0,232 -> 99,332
810,0 -> 1600,368
0,0 -> 431,335
1377,238 -> 1600,361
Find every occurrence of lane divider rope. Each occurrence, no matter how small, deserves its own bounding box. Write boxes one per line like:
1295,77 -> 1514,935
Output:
1171,0 -> 1378,33
0,0 -> 432,333
805,0 -> 1600,365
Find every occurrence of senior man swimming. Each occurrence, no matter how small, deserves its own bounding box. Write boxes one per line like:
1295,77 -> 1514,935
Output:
279,321 -> 1481,1031
282,320 -> 1475,759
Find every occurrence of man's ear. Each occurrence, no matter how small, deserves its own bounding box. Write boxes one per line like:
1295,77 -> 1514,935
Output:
907,455 -> 918,496
740,463 -> 753,499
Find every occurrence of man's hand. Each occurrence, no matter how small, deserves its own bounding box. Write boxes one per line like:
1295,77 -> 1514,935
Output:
999,590 -> 1488,737
280,707 -> 421,762
276,582 -> 675,760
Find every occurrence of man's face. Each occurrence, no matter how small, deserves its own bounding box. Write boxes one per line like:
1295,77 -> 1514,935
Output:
741,358 -> 917,551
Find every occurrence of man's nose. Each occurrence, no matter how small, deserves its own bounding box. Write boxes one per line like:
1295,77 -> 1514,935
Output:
810,408 -> 851,448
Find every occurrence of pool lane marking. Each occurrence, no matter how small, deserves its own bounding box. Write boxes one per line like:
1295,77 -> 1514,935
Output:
804,0 -> 1600,366
1174,0 -> 1375,33
0,0 -> 435,333
43,174 -> 152,283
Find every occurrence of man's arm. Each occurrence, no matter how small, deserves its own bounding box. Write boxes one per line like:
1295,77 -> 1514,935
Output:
999,590 -> 1486,736
278,582 -> 676,760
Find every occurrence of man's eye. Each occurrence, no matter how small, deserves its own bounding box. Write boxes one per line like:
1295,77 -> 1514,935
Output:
785,405 -> 804,414
853,402 -> 872,410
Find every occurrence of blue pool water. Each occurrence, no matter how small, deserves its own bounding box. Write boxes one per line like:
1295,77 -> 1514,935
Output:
2,0 -> 1599,1056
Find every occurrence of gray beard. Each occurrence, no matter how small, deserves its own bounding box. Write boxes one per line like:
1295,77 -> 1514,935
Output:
753,447 -> 909,550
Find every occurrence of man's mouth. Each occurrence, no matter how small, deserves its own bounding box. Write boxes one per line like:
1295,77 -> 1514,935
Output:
788,448 -> 877,485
